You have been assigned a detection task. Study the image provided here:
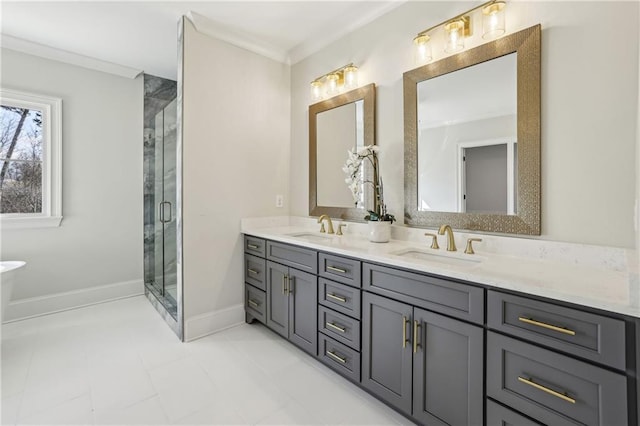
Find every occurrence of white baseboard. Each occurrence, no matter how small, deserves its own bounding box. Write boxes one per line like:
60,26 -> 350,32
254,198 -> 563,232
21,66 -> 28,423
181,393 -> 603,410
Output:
184,303 -> 244,342
3,279 -> 144,323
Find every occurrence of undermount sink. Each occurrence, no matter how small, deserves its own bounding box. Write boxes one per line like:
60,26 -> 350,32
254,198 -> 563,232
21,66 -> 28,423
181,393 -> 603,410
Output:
286,232 -> 333,242
391,248 -> 484,267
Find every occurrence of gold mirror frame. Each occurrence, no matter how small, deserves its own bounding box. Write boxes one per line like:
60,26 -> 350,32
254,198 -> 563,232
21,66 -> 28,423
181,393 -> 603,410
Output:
404,24 -> 541,235
309,83 -> 376,220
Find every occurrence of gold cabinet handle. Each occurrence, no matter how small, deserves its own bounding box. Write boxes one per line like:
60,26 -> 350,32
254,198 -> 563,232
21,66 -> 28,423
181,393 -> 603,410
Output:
248,300 -> 259,308
327,265 -> 348,274
288,276 -> 294,295
413,320 -> 421,353
247,243 -> 260,249
326,350 -> 347,364
518,317 -> 576,336
402,316 -> 409,348
326,293 -> 347,303
326,322 -> 346,333
517,376 -> 576,404
247,268 -> 260,275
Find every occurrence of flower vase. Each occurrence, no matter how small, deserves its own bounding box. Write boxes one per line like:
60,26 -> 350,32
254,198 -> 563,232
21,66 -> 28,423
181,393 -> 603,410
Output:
368,220 -> 391,243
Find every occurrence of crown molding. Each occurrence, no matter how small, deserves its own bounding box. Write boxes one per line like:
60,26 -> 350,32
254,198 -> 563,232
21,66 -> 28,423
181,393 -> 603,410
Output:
187,11 -> 290,64
288,1 -> 406,64
0,34 -> 143,79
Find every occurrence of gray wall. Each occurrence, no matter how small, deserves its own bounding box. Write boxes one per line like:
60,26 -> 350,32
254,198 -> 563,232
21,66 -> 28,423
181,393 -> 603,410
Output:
1,48 -> 143,314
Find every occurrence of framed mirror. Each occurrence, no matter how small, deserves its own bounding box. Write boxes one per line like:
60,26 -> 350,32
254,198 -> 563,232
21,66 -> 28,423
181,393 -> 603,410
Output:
404,24 -> 541,235
309,83 -> 375,220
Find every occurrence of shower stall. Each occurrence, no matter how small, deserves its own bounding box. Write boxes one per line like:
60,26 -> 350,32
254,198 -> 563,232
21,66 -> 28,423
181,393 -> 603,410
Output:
143,74 -> 181,337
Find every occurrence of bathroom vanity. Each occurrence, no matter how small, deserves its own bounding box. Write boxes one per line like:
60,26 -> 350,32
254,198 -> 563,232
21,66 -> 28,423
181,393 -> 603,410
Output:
242,227 -> 639,426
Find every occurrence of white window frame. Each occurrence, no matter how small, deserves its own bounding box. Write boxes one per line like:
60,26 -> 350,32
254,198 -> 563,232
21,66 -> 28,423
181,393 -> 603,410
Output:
0,89 -> 62,229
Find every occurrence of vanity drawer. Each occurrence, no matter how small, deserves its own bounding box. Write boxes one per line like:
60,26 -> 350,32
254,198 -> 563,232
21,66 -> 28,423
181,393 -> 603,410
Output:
266,241 -> 317,274
488,291 -> 626,370
244,235 -> 266,257
318,278 -> 361,319
319,253 -> 361,288
244,254 -> 266,291
363,263 -> 484,324
318,333 -> 361,383
318,306 -> 361,351
486,400 -> 542,426
487,332 -> 627,426
245,283 -> 266,324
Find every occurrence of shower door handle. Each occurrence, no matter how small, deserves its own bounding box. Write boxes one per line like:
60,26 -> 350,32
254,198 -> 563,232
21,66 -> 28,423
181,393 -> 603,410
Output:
165,201 -> 172,223
159,201 -> 172,223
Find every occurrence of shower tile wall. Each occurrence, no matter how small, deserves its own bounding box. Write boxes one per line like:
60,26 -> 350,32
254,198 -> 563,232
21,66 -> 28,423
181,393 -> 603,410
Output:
143,74 -> 178,316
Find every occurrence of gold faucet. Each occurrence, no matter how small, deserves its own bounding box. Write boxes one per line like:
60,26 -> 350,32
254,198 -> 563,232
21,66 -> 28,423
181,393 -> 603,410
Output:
438,224 -> 457,251
317,214 -> 335,234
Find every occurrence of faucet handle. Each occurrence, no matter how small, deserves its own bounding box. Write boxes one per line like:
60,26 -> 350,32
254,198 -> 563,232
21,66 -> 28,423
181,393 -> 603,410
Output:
337,223 -> 347,236
464,238 -> 483,255
424,233 -> 439,249
319,223 -> 326,233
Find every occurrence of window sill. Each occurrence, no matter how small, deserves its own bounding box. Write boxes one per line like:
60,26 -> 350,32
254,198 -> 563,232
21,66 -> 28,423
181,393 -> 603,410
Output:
1,216 -> 63,230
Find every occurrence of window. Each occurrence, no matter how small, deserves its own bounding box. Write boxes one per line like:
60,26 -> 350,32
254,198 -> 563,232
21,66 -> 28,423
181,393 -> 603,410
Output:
0,89 -> 62,228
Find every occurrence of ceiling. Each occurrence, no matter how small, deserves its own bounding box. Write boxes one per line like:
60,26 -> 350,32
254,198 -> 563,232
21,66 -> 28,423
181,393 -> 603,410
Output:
1,1 -> 402,80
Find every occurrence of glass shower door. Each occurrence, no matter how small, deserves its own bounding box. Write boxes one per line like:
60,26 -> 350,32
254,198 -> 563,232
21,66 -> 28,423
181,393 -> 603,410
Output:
148,98 -> 177,317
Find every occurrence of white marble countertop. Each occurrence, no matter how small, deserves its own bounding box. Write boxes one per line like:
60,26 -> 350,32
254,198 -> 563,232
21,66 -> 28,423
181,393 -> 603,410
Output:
242,218 -> 640,319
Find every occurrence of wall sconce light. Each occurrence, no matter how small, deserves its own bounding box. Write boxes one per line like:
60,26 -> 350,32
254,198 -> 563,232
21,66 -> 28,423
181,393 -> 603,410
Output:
413,0 -> 507,64
413,34 -> 432,65
482,1 -> 506,39
310,63 -> 359,102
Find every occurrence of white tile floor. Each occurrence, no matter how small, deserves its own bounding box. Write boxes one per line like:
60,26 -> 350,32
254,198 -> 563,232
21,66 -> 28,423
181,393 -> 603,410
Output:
1,296 -> 411,425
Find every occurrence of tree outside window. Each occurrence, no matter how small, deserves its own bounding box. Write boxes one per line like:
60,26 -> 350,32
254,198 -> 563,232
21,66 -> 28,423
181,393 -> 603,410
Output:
0,106 -> 44,214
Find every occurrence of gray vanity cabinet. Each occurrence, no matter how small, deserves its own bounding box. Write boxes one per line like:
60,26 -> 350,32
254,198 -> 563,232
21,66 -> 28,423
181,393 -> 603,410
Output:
244,236 -> 267,325
362,292 -> 483,424
265,260 -> 318,355
412,307 -> 483,426
244,236 -> 639,426
265,261 -> 289,337
362,292 -> 414,415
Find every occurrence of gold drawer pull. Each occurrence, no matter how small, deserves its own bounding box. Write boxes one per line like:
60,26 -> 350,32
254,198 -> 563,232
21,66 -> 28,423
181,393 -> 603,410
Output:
327,265 -> 348,274
413,320 -> 421,354
326,322 -> 346,333
326,350 -> 347,364
518,317 -> 576,336
247,243 -> 260,250
247,268 -> 260,275
326,293 -> 347,303
248,300 -> 259,308
517,376 -> 576,404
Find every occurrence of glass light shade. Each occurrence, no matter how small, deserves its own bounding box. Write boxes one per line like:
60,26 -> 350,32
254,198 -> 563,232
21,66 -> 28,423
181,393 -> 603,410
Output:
310,80 -> 323,102
413,34 -> 432,64
444,20 -> 465,53
482,1 -> 506,39
325,73 -> 339,97
343,65 -> 359,90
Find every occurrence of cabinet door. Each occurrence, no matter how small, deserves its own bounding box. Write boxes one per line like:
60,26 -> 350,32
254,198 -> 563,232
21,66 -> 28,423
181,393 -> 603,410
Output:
288,268 -> 318,355
362,292 -> 413,415
266,261 -> 289,338
412,307 -> 484,426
